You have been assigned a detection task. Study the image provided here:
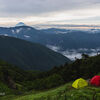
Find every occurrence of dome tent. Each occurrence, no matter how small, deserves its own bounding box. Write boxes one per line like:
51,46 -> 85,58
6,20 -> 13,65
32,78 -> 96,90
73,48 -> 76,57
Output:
90,75 -> 100,86
72,78 -> 88,89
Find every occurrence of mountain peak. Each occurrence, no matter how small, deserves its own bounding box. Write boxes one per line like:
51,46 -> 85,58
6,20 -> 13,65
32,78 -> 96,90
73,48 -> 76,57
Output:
15,22 -> 26,27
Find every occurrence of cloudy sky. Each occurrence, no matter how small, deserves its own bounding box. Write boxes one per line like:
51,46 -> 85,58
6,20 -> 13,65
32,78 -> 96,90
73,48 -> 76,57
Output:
0,0 -> 100,26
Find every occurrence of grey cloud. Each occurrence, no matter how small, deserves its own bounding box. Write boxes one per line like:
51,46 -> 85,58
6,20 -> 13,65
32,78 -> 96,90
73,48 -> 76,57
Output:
0,0 -> 100,17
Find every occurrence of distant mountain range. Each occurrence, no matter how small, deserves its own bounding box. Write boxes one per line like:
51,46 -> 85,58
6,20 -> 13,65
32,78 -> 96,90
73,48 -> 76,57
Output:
0,36 -> 70,70
0,23 -> 100,59
0,24 -> 100,50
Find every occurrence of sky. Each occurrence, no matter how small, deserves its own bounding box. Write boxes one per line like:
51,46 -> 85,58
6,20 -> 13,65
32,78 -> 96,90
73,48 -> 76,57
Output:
0,0 -> 100,26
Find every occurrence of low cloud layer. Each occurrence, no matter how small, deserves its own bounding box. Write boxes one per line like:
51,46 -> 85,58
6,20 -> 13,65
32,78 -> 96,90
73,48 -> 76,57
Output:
47,45 -> 100,60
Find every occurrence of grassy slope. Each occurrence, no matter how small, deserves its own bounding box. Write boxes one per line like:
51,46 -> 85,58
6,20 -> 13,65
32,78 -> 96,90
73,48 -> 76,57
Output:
1,82 -> 100,100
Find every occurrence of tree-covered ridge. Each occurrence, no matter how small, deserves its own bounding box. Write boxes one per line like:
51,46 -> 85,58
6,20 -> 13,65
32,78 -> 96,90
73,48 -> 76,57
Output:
0,36 -> 70,70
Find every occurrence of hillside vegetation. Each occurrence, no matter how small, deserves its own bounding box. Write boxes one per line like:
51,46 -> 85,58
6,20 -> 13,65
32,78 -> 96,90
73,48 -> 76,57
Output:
1,83 -> 100,100
0,36 -> 70,70
13,84 -> 100,100
0,54 -> 100,100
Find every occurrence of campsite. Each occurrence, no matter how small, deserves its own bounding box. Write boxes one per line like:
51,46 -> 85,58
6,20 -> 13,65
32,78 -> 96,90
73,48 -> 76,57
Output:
0,0 -> 100,100
1,60 -> 100,100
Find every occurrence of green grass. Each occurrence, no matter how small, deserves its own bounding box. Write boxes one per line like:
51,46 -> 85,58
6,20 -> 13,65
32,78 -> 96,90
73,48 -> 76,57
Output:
1,83 -> 100,100
0,82 -> 12,94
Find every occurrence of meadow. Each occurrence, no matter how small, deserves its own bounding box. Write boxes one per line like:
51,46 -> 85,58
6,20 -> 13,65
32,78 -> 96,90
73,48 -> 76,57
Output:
1,82 -> 100,100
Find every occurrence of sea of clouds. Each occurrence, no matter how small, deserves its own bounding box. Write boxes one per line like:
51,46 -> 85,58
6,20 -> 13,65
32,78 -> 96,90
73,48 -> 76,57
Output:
47,45 -> 100,60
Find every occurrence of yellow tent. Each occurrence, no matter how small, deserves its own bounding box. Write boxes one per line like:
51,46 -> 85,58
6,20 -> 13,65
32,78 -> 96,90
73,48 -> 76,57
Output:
72,78 -> 88,89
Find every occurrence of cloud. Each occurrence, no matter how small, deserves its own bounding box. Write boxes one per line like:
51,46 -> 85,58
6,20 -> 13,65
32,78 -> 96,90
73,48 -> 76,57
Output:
47,45 -> 61,52
47,45 -> 100,60
62,48 -> 100,60
0,0 -> 100,16
0,0 -> 100,25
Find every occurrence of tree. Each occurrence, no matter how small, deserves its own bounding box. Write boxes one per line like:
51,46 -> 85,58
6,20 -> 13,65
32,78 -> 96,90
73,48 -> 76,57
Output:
82,53 -> 89,59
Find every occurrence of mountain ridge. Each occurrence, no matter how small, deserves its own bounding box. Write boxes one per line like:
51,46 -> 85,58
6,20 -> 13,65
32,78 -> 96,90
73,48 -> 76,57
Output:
0,25 -> 100,59
0,35 -> 70,70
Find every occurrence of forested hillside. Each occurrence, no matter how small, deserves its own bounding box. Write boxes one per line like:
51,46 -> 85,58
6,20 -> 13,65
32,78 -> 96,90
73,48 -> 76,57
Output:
0,54 -> 100,92
0,36 -> 70,70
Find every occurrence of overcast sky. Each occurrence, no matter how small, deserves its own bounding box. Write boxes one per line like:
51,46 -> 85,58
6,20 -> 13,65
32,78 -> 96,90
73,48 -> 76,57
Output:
0,0 -> 100,26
